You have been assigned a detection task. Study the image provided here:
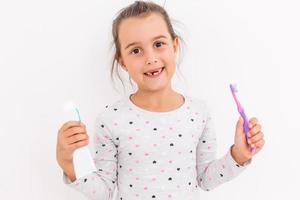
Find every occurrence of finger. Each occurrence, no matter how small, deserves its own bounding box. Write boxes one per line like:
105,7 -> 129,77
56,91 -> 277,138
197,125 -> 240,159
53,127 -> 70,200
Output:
248,117 -> 258,128
249,124 -> 262,136
249,131 -> 264,144
64,126 -> 86,138
67,133 -> 89,145
60,121 -> 85,132
236,117 -> 244,133
69,138 -> 89,151
253,138 -> 265,149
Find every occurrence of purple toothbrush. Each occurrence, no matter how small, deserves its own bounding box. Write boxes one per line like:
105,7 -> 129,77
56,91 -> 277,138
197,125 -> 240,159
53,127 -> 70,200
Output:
230,84 -> 256,154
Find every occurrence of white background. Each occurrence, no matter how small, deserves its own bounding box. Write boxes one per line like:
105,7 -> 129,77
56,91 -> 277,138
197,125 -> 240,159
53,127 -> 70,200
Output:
0,0 -> 299,199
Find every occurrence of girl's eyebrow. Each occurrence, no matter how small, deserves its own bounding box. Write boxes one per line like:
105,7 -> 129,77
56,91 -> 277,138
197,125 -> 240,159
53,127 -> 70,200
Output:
125,35 -> 167,50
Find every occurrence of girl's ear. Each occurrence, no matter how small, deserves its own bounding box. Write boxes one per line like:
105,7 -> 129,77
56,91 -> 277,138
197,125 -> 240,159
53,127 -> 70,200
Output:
173,37 -> 179,54
118,57 -> 128,71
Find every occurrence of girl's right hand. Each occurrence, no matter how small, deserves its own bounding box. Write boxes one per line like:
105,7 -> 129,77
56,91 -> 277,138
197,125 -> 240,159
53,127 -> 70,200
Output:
56,121 -> 89,168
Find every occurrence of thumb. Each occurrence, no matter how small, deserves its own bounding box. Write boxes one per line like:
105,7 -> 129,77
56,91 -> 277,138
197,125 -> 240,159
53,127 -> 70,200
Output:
236,116 -> 244,135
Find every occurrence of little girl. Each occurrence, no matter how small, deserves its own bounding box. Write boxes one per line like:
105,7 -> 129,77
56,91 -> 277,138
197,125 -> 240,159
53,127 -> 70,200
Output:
56,1 -> 265,200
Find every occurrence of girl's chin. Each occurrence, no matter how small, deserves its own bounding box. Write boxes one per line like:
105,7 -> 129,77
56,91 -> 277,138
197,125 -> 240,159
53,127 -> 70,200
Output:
144,77 -> 172,91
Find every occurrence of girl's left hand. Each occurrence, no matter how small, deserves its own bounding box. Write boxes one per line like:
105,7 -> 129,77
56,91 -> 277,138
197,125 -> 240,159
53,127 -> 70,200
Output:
231,117 -> 265,165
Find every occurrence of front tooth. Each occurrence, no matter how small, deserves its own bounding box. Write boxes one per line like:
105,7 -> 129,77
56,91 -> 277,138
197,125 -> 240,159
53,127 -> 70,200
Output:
153,68 -> 163,75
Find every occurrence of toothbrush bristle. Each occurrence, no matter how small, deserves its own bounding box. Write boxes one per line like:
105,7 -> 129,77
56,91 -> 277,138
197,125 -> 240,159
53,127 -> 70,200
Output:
230,83 -> 238,93
63,101 -> 77,111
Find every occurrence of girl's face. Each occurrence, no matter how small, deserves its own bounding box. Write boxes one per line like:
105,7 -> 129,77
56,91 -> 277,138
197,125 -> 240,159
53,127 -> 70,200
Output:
117,13 -> 179,92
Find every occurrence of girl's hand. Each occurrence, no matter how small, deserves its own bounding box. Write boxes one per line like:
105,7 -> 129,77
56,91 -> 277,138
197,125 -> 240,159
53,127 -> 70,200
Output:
231,117 -> 265,165
56,121 -> 89,168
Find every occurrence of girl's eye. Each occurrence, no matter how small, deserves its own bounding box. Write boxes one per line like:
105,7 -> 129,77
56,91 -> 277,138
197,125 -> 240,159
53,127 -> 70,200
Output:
155,41 -> 165,48
131,48 -> 141,55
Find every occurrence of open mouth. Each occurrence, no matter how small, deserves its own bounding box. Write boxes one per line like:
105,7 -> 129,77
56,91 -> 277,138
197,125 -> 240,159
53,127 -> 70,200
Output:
143,67 -> 165,78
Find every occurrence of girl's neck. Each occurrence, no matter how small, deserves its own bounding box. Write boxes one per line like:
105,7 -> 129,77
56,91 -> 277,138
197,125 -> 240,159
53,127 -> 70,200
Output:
129,87 -> 185,112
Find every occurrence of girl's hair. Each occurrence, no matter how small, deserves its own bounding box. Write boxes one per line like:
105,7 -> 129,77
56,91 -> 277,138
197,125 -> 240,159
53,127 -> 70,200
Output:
110,0 -> 186,94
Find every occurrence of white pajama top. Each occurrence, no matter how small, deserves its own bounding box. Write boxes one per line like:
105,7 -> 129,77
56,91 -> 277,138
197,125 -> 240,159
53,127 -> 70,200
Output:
62,93 -> 251,200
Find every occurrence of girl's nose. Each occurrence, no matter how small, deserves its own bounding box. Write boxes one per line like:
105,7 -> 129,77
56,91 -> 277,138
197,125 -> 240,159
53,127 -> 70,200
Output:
146,59 -> 158,65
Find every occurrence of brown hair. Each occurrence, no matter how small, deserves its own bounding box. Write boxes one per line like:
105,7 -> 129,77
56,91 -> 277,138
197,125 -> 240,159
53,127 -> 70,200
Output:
110,0 -> 186,94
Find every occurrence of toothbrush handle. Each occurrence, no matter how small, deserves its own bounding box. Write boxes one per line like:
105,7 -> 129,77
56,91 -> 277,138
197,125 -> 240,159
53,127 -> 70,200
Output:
240,110 -> 250,137
240,110 -> 256,154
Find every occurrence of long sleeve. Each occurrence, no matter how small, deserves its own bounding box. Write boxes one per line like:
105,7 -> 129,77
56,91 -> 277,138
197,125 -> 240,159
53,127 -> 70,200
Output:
196,103 -> 251,191
62,113 -> 117,200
